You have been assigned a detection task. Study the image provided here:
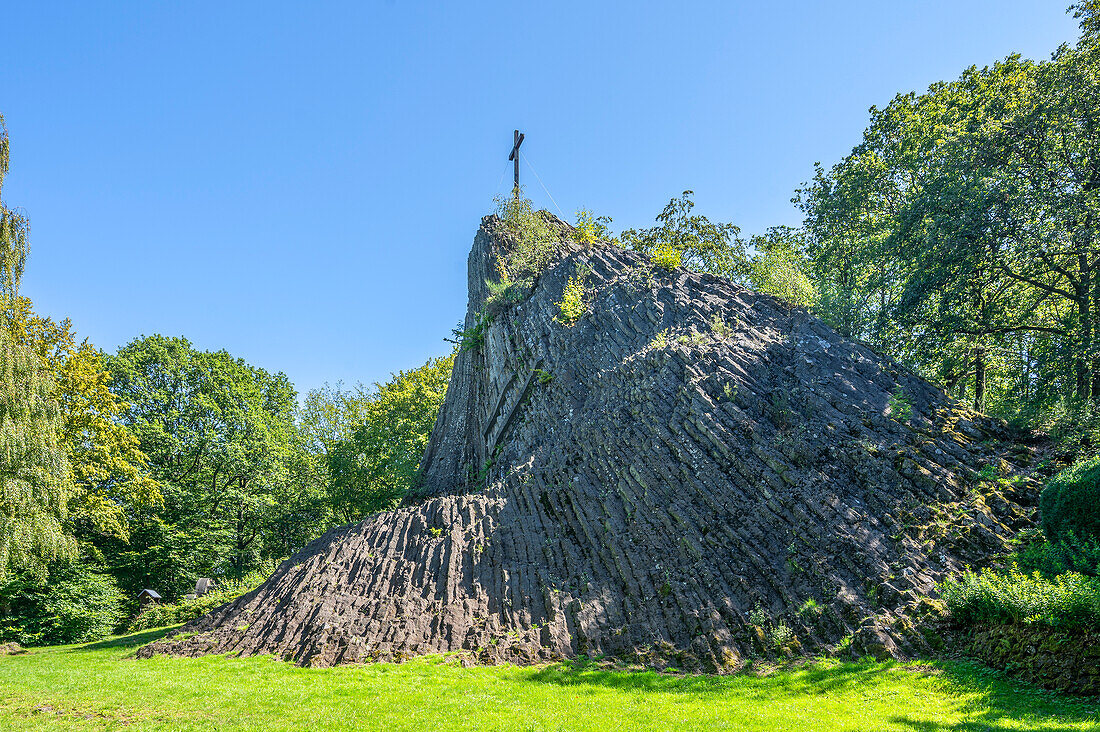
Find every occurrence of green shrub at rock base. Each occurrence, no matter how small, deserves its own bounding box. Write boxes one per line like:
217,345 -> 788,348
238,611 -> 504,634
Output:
1041,456 -> 1100,543
126,570 -> 268,632
1011,531 -> 1100,578
941,566 -> 1100,631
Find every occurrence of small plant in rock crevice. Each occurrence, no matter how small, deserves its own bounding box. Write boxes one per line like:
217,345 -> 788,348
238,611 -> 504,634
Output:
450,311 -> 494,352
888,386 -> 912,423
484,276 -> 533,316
649,329 -> 671,350
711,314 -> 735,339
557,264 -> 590,326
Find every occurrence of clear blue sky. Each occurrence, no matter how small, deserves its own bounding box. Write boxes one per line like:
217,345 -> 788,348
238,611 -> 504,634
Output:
0,1 -> 1080,396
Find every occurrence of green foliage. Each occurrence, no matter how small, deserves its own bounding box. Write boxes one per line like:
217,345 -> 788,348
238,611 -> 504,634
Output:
793,19 -> 1100,420
491,191 -> 556,284
3,638 -> 1096,731
0,561 -> 124,645
622,191 -> 746,278
451,311 -> 493,352
887,387 -> 912,423
557,265 -> 589,325
534,368 -> 553,385
484,276 -> 533,316
746,227 -> 817,308
1041,456 -> 1100,543
126,569 -> 268,633
0,325 -> 74,578
941,566 -> 1100,631
0,114 -> 28,300
649,240 -> 683,270
10,297 -> 160,544
572,209 -> 615,246
649,329 -> 671,350
106,335 -> 302,594
1010,531 -> 1100,578
0,114 -> 73,580
300,381 -> 375,457
326,354 -> 452,522
710,314 -> 734,339
797,598 -> 822,619
769,622 -> 794,649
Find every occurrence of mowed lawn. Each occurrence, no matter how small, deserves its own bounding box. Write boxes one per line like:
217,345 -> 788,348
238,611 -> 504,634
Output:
0,629 -> 1097,731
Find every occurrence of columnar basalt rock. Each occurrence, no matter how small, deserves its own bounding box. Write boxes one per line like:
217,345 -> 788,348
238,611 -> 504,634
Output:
139,216 -> 1037,670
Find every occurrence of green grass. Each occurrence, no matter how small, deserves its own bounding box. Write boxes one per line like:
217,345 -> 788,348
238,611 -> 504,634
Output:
0,628 -> 1097,731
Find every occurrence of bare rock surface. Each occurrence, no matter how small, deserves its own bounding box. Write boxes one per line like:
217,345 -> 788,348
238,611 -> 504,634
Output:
139,217 -> 1037,669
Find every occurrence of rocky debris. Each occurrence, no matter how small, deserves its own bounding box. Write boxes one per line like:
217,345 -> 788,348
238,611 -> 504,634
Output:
961,624 -> 1100,696
0,642 -> 23,656
140,216 -> 1036,670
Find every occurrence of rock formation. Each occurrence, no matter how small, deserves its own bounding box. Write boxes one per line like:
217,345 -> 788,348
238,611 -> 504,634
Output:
140,216 -> 1037,669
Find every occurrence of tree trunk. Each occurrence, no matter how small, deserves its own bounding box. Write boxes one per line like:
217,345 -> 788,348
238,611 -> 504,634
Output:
1077,251 -> 1093,401
974,346 -> 986,412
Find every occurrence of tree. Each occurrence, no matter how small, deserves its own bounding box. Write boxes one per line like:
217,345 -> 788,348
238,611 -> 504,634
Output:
327,355 -> 453,523
0,113 -> 73,578
8,297 -> 159,542
795,12 -> 1100,419
621,191 -> 746,278
746,226 -> 817,308
106,336 -> 300,593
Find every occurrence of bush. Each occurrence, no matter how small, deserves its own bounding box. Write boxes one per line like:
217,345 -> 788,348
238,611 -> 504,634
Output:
1041,455 -> 1100,542
0,562 -> 125,646
126,570 -> 268,632
1011,531 -> 1100,578
557,266 -> 589,325
491,192 -> 556,282
650,241 -> 683,270
941,566 -> 1100,631
572,209 -> 614,246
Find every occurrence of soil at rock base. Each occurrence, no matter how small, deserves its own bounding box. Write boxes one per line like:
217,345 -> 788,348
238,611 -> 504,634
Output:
139,216 -> 1040,671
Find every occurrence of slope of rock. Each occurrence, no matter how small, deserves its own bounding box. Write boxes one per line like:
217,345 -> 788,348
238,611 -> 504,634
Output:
140,217 -> 1037,669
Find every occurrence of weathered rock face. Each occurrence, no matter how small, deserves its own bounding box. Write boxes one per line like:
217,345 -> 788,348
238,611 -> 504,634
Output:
140,217 -> 1037,670
961,624 -> 1100,696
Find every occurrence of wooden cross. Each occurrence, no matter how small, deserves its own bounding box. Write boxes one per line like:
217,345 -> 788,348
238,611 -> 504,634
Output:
508,130 -> 525,196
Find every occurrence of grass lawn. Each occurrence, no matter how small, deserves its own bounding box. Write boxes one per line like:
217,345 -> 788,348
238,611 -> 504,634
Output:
0,628 -> 1097,731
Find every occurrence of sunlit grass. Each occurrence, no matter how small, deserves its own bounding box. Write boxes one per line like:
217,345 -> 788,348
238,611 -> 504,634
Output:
0,628 -> 1096,731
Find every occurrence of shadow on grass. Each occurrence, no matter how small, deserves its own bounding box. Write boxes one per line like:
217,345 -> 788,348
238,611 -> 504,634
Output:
886,659 -> 1100,732
527,656 -> 897,698
526,657 -> 1100,729
74,627 -> 178,652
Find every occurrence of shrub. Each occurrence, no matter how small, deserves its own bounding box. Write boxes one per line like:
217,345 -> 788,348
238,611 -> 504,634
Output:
1011,532 -> 1100,578
572,209 -> 614,246
484,277 -> 532,316
557,266 -> 589,325
492,192 -> 556,282
0,562 -> 125,646
620,191 -> 744,277
888,387 -> 912,423
126,570 -> 268,632
649,241 -> 683,270
450,311 -> 493,352
1041,455 -> 1100,542
941,566 -> 1100,631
